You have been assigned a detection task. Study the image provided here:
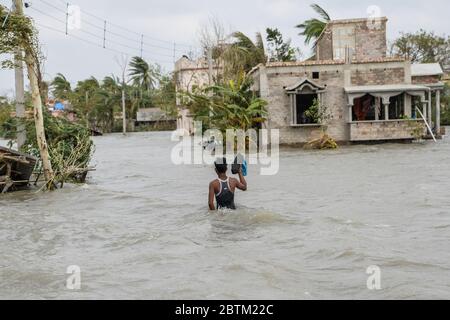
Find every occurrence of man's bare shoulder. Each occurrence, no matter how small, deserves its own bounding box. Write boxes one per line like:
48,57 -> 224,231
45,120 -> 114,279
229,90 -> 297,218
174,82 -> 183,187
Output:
209,179 -> 219,187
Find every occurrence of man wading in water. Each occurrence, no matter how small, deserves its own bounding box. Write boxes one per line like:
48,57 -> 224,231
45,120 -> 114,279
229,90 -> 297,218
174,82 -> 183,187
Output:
208,157 -> 247,210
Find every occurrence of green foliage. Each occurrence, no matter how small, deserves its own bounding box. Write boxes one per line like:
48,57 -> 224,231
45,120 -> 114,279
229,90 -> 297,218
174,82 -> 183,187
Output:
266,28 -> 296,62
304,98 -> 332,125
304,98 -> 320,123
51,73 -> 72,100
401,115 -> 425,140
153,74 -> 177,117
0,97 -> 15,138
391,29 -> 450,65
22,111 -> 94,185
48,57 -> 175,133
295,4 -> 331,47
222,32 -> 267,80
0,4 -> 34,67
391,30 -> 450,127
184,73 -> 268,132
129,56 -> 159,90
440,83 -> 450,125
303,98 -> 338,149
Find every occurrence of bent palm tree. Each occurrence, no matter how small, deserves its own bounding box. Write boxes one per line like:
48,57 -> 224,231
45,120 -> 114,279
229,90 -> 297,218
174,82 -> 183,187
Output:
296,4 -> 331,47
51,73 -> 72,100
128,56 -> 157,91
90,76 -> 122,132
221,31 -> 267,80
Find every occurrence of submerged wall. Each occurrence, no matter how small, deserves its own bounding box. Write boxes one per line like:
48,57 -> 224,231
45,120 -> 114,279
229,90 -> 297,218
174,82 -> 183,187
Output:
349,120 -> 426,141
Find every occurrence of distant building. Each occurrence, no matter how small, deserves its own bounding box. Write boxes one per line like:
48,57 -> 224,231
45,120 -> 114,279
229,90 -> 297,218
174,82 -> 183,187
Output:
135,108 -> 176,128
250,17 -> 445,144
46,99 -> 77,122
442,65 -> 450,84
173,56 -> 217,135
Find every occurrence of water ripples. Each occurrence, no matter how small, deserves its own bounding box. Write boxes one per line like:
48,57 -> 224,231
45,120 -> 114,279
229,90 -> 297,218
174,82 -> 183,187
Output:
1,132 -> 450,299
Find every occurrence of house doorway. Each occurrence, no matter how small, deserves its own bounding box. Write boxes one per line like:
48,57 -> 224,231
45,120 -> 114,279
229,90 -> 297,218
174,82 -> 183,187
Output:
353,94 -> 376,121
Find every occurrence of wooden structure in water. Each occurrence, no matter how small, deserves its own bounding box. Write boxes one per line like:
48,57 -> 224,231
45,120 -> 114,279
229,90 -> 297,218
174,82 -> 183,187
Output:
90,127 -> 103,136
0,147 -> 37,193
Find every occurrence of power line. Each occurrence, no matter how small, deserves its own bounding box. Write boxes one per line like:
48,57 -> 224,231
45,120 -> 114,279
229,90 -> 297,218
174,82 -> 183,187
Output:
35,0 -> 195,53
39,0 -> 197,49
34,22 -> 175,65
27,6 -> 182,59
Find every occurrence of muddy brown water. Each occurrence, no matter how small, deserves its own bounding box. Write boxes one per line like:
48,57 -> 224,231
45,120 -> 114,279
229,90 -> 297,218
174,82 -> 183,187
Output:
1,132 -> 450,299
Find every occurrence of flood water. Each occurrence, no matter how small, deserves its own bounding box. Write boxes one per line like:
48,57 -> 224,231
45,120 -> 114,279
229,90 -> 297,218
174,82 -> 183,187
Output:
1,131 -> 450,300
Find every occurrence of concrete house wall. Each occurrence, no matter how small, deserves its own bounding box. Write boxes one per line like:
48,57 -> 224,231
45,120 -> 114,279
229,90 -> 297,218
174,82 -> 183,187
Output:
174,57 -> 211,135
254,63 -> 348,144
316,18 -> 388,61
250,16 -> 445,145
253,58 -> 411,145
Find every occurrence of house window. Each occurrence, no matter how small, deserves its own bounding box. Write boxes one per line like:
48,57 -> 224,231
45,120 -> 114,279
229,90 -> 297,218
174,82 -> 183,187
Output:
411,96 -> 422,119
332,25 -> 356,60
389,94 -> 405,119
294,93 -> 319,125
312,72 -> 320,79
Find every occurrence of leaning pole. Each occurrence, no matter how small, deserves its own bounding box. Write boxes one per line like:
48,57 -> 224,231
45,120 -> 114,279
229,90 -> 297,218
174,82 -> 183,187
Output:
12,0 -> 26,149
13,0 -> 55,188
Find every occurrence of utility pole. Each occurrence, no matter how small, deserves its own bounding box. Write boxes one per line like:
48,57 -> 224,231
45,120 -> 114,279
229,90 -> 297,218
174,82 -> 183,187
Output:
207,47 -> 214,120
13,0 -> 54,187
121,80 -> 126,135
207,46 -> 213,86
12,0 -> 26,149
115,55 -> 128,135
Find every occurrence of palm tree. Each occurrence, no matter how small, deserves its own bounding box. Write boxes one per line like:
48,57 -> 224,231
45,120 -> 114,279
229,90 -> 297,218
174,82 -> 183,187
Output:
219,31 -> 267,82
128,56 -> 158,91
90,76 -> 122,132
51,73 -> 72,100
186,72 -> 268,132
72,77 -> 100,121
229,31 -> 266,71
295,4 -> 331,47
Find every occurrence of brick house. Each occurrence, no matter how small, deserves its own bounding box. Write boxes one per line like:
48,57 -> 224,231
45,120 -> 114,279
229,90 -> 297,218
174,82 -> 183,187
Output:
250,17 -> 445,144
174,56 -> 213,135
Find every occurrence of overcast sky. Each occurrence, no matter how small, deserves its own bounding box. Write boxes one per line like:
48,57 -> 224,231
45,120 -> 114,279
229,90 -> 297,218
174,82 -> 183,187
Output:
1,0 -> 449,97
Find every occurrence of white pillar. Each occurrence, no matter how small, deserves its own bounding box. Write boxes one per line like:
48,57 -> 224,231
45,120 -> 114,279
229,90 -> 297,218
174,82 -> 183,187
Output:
404,94 -> 412,118
348,104 -> 353,122
436,90 -> 441,135
375,97 -> 380,121
292,94 -> 297,125
422,102 -> 427,121
382,96 -> 390,120
428,90 -> 432,127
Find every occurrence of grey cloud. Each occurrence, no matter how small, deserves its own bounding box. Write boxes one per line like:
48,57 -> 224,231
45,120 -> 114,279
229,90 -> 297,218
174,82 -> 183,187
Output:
1,0 -> 449,95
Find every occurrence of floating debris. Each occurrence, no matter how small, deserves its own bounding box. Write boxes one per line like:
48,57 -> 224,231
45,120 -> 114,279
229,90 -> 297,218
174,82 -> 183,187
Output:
0,146 -> 37,193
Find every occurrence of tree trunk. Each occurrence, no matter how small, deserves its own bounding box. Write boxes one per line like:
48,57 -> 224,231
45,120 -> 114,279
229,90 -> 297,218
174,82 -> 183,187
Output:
13,0 -> 55,188
25,53 -> 55,187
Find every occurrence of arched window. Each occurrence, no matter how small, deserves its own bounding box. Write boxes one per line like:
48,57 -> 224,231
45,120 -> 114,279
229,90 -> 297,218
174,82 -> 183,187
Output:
285,79 -> 325,126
